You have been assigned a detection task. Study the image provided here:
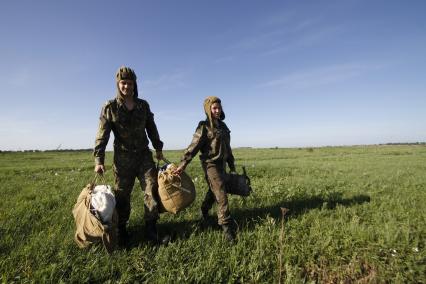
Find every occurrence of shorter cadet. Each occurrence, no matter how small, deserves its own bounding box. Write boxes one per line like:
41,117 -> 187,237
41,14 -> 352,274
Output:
173,96 -> 237,242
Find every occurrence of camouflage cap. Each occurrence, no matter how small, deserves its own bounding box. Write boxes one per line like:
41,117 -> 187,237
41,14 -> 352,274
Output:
116,66 -> 137,82
115,66 -> 139,99
203,96 -> 225,129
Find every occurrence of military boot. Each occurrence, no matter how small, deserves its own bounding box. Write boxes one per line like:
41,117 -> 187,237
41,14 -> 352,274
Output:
118,225 -> 129,247
145,220 -> 171,245
198,208 -> 210,229
202,207 -> 209,219
145,220 -> 159,244
222,222 -> 237,243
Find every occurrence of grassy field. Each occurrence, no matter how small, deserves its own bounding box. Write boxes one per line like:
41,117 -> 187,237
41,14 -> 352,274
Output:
0,145 -> 425,283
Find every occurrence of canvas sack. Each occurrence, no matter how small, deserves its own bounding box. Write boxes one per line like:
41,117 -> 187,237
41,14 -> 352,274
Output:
72,176 -> 117,253
158,162 -> 196,214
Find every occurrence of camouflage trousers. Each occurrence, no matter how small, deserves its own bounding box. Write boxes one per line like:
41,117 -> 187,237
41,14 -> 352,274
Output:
113,149 -> 160,227
201,161 -> 231,225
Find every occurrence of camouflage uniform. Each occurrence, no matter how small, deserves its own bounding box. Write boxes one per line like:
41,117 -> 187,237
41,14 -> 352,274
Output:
179,97 -> 235,226
94,69 -> 163,228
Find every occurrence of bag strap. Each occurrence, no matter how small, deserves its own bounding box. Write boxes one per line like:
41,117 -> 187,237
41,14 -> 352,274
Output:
91,173 -> 106,186
157,156 -> 173,169
162,157 -> 172,164
242,166 -> 251,186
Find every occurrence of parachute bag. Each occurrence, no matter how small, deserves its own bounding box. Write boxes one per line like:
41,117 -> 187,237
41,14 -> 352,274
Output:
157,159 -> 196,214
72,174 -> 118,253
225,166 -> 252,197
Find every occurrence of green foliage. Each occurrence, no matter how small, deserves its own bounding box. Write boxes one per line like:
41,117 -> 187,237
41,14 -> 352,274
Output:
0,146 -> 425,282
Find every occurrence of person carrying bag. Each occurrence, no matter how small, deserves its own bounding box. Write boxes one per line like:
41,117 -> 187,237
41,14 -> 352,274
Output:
173,96 -> 239,242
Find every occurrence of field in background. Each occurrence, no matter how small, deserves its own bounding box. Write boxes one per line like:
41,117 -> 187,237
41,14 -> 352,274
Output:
0,145 -> 425,283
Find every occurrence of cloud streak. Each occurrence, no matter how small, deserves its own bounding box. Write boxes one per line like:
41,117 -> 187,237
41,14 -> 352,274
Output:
228,13 -> 330,54
143,70 -> 189,92
260,26 -> 342,56
259,63 -> 384,89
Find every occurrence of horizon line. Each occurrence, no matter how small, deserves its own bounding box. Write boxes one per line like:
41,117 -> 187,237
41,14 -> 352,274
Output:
1,141 -> 425,153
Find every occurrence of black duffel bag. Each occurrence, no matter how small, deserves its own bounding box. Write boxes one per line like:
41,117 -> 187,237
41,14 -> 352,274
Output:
225,166 -> 252,197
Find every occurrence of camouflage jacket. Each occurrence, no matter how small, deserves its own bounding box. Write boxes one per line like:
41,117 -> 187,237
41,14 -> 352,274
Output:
94,98 -> 163,165
180,120 -> 235,171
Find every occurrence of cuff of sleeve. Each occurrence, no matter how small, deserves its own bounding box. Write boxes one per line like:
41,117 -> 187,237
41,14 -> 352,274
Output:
179,160 -> 188,169
154,142 -> 164,151
95,157 -> 104,165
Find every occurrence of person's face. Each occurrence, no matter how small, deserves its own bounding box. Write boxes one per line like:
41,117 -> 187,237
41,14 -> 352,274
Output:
118,79 -> 134,97
210,102 -> 222,120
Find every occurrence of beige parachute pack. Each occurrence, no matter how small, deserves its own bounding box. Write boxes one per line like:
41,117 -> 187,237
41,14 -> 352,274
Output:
157,159 -> 196,214
72,175 -> 117,253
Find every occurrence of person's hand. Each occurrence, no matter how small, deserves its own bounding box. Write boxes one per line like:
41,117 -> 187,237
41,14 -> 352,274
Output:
95,164 -> 105,174
172,165 -> 185,176
155,150 -> 164,161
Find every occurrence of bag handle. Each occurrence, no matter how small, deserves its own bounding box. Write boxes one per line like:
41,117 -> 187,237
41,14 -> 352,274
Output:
242,166 -> 251,186
91,173 -> 106,186
162,157 -> 172,164
156,156 -> 173,169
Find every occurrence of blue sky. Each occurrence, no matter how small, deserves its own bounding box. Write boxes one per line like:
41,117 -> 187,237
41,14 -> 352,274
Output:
1,0 -> 425,150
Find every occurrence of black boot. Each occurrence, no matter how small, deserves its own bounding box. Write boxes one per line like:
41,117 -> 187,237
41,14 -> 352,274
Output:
145,220 -> 171,245
145,220 -> 159,244
222,222 -> 237,243
199,208 -> 211,229
118,225 -> 129,247
201,207 -> 209,220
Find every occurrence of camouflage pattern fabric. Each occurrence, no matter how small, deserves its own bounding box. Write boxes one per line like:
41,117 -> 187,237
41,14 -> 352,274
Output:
201,162 -> 231,225
93,92 -> 163,226
94,98 -> 163,165
113,149 -> 160,226
179,120 -> 235,172
93,66 -> 163,229
178,96 -> 236,226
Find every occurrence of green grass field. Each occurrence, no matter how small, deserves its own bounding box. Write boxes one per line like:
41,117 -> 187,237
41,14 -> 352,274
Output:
0,145 -> 425,283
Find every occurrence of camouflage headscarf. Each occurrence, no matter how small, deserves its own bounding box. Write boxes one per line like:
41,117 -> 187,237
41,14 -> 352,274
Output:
203,96 -> 225,129
115,66 -> 138,99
